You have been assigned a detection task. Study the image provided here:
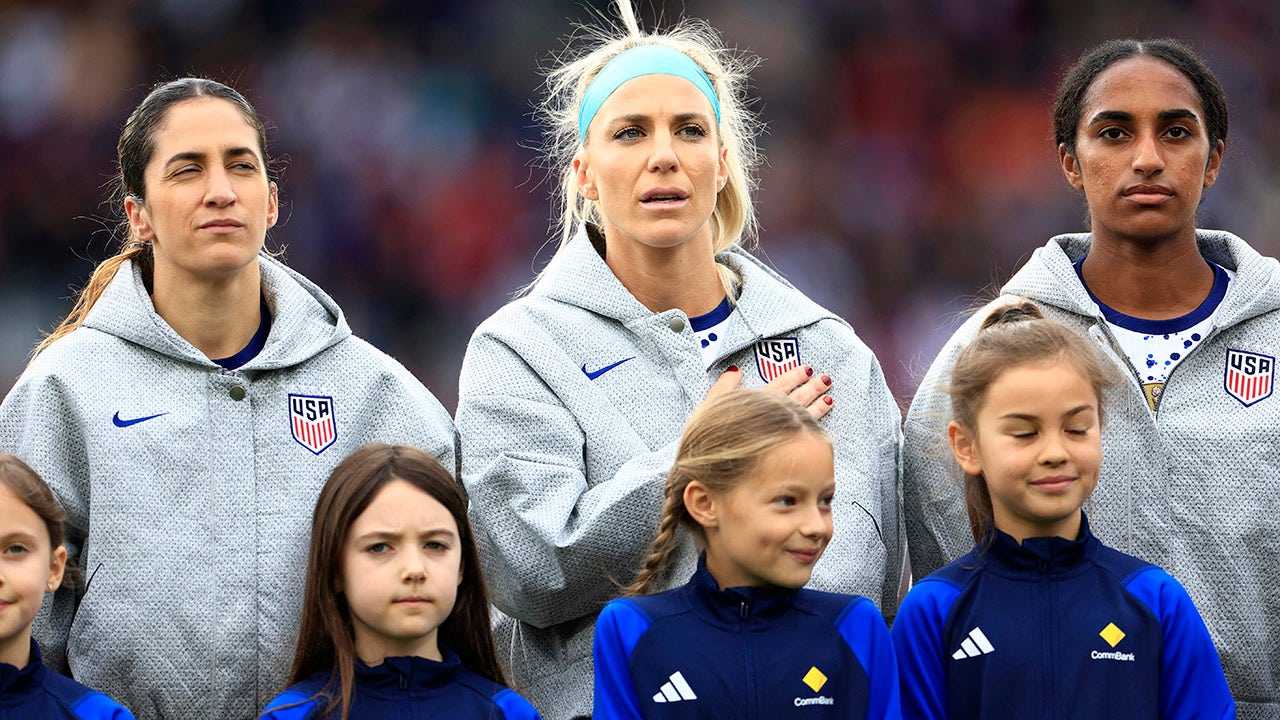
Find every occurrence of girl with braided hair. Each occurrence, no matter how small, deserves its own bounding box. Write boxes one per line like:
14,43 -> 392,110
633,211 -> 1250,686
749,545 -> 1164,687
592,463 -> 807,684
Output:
592,390 -> 899,719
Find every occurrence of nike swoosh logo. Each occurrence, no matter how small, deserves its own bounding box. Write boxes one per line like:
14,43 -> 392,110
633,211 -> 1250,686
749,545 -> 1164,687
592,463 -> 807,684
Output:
582,357 -> 635,380
112,411 -> 168,428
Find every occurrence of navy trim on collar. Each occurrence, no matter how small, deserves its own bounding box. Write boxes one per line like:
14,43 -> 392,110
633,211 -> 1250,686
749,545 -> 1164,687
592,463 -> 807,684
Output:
214,301 -> 272,370
1074,257 -> 1228,334
689,297 -> 734,332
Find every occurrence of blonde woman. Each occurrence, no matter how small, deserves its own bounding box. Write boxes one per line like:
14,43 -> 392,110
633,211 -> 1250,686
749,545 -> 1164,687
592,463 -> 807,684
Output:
455,3 -> 902,716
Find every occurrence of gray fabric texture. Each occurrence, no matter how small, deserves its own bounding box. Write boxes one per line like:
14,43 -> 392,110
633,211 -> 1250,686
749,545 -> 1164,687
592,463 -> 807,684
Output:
456,228 -> 903,719
902,230 -> 1280,718
0,254 -> 457,719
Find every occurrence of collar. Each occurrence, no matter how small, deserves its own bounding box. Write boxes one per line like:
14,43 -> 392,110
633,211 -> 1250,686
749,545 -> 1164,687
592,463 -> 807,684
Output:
683,555 -> 800,625
532,225 -> 836,340
0,638 -> 46,700
983,513 -> 1100,575
352,646 -> 463,698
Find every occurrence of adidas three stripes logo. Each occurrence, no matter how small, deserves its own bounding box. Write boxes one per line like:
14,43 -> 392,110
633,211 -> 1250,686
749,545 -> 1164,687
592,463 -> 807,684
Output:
653,671 -> 698,702
952,626 -> 996,659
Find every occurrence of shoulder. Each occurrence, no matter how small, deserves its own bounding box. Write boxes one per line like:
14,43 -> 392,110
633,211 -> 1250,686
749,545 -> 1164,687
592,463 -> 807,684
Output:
451,667 -> 543,719
38,671 -> 136,719
1090,542 -> 1156,583
259,678 -> 329,720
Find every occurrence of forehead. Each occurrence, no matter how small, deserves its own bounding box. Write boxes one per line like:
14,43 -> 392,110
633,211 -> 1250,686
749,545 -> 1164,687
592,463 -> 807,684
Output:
1081,55 -> 1203,118
350,479 -> 457,533
735,433 -> 834,491
598,73 -> 717,119
0,484 -> 49,542
150,98 -> 261,159
983,362 -> 1098,412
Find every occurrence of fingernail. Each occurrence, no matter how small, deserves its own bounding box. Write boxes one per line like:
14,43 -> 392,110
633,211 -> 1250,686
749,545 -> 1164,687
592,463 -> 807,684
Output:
727,365 -> 739,373
823,396 -> 833,406
805,367 -> 814,377
822,374 -> 832,386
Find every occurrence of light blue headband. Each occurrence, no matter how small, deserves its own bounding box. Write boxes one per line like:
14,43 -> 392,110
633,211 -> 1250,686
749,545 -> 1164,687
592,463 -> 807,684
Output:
578,44 -> 721,141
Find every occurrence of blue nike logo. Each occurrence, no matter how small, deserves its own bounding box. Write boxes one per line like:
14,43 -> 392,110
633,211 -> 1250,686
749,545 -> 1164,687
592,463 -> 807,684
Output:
582,357 -> 635,380
112,411 -> 168,428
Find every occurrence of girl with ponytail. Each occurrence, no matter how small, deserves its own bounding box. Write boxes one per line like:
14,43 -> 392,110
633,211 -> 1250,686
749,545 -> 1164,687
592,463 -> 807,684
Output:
593,390 -> 899,719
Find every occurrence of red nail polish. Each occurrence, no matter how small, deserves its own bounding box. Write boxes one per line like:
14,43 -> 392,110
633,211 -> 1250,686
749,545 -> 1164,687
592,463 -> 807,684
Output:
728,365 -> 739,373
822,375 -> 832,386
805,367 -> 814,377
823,396 -> 833,405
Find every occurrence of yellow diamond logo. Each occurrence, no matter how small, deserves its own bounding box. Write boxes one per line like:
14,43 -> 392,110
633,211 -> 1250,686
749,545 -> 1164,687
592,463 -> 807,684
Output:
1100,622 -> 1126,648
803,666 -> 828,692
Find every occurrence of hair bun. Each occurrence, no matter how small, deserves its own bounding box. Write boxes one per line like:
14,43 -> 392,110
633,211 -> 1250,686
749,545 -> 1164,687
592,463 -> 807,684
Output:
979,300 -> 1044,330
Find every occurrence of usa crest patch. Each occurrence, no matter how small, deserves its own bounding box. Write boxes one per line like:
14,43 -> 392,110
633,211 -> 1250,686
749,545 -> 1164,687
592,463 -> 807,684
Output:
289,394 -> 337,454
1224,349 -> 1274,407
755,337 -> 801,382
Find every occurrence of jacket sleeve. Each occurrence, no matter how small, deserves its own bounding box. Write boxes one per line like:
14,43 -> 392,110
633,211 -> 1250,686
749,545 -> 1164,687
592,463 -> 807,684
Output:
592,599 -> 648,720
838,597 -> 902,720
258,690 -> 320,719
494,688 -> 543,720
0,368 -> 87,672
901,313 -> 986,580
456,332 -> 676,629
890,580 -> 958,720
1124,567 -> 1236,719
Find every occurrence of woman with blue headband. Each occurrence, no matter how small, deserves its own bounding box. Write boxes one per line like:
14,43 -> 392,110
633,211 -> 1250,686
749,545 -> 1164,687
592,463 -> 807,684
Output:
455,2 -> 903,716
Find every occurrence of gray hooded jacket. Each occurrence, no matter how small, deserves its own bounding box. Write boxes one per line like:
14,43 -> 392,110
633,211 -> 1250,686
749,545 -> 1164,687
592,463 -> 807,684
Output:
457,229 -> 902,718
0,255 -> 456,719
903,230 -> 1280,719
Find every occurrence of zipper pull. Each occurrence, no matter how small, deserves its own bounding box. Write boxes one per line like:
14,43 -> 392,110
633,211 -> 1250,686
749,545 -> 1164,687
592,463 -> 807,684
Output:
739,601 -> 749,620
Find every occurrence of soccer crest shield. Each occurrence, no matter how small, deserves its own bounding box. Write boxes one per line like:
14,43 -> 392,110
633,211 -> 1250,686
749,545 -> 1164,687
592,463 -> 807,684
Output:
289,394 -> 337,454
755,337 -> 801,382
1224,349 -> 1274,407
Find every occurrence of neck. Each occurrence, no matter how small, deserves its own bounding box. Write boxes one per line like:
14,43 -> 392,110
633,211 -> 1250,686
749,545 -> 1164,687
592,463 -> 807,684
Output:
0,628 -> 32,669
602,232 -> 726,316
1080,232 -> 1213,320
151,262 -> 263,360
354,629 -> 442,667
997,510 -> 1083,545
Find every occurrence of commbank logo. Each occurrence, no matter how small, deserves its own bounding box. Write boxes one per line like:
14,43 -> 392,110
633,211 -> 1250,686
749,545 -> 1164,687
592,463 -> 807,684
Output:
652,671 -> 697,703
952,626 -> 995,659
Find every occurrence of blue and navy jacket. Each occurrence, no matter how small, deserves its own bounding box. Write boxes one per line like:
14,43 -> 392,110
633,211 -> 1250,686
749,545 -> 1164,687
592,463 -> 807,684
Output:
259,646 -> 541,720
0,639 -> 133,719
593,559 -> 901,719
891,516 -> 1235,719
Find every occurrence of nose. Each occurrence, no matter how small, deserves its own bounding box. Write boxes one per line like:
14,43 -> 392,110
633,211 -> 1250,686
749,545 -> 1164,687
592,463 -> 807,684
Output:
1039,431 -> 1069,466
1131,130 -> 1165,176
648,130 -> 679,172
204,167 -> 237,208
800,503 -> 833,541
401,548 -> 428,583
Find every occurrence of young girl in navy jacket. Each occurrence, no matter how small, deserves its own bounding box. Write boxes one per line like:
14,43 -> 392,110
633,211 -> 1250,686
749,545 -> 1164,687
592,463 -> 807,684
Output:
891,303 -> 1234,719
592,390 -> 900,718
0,453 -> 133,719
260,444 -> 539,720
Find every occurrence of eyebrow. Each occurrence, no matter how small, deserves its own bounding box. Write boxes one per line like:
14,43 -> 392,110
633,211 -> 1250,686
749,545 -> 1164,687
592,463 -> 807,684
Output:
352,528 -> 457,543
608,112 -> 712,126
0,531 -> 40,544
162,146 -> 259,168
1087,109 -> 1200,125
999,404 -> 1095,421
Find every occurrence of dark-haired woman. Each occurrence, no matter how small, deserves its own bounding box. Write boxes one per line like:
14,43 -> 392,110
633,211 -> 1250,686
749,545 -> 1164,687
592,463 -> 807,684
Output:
0,78 -> 455,719
904,38 -> 1278,717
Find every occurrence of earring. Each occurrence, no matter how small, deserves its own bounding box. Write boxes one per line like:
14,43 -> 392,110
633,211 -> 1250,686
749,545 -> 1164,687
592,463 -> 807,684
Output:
47,582 -> 55,592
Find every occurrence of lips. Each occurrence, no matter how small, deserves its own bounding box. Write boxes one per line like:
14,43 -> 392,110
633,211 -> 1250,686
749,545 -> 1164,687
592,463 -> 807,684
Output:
1121,184 -> 1174,204
199,218 -> 245,230
640,187 -> 689,203
1030,475 -> 1076,493
787,548 -> 822,564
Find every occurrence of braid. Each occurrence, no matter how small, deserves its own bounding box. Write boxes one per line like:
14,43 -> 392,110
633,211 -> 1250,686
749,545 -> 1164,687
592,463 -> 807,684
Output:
625,478 -> 688,597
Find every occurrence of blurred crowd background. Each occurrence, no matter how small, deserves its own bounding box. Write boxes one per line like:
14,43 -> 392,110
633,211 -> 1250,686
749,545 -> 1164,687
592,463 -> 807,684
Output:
2,0 -> 1278,410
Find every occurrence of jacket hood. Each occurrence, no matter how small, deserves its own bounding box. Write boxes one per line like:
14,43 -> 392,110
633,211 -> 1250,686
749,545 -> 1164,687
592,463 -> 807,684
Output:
81,252 -> 351,370
1003,230 -> 1280,328
531,225 -> 836,339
